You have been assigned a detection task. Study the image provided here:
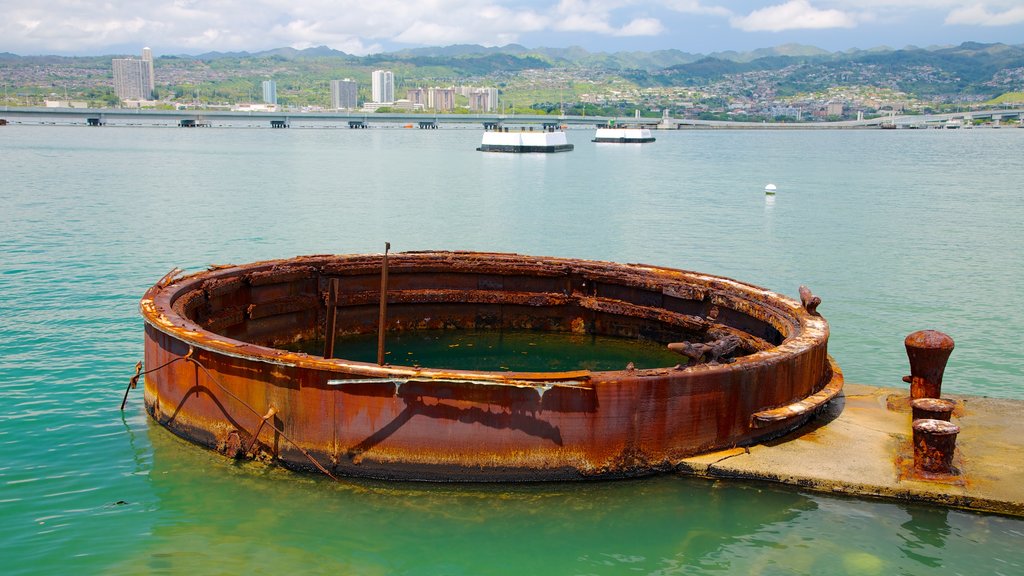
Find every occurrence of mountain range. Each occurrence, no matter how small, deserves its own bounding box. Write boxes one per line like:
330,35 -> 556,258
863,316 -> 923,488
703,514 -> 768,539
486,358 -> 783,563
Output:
3,41 -> 1022,104
174,41 -> 1024,72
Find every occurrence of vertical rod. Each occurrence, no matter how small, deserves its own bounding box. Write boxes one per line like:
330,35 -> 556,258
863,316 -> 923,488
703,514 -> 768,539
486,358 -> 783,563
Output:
244,406 -> 278,457
323,278 -> 339,359
377,242 -> 391,365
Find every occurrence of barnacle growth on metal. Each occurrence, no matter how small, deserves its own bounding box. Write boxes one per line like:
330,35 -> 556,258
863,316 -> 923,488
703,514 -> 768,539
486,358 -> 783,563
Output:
140,251 -> 842,481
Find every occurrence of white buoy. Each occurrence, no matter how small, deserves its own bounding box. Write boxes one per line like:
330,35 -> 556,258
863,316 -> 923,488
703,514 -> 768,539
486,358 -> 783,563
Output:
764,183 -> 777,194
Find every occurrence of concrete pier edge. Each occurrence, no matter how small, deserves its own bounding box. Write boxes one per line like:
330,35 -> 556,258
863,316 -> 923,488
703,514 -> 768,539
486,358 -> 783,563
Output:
675,383 -> 1024,517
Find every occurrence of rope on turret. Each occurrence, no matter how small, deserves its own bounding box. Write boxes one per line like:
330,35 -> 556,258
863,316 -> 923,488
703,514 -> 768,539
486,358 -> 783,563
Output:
122,347 -> 340,482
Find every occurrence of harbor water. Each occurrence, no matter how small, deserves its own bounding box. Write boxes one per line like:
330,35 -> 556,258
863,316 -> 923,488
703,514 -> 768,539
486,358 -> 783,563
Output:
2,124 -> 1022,574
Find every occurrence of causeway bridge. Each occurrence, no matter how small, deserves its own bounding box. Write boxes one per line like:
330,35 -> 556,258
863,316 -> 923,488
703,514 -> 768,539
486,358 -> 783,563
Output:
2,106 -> 1022,129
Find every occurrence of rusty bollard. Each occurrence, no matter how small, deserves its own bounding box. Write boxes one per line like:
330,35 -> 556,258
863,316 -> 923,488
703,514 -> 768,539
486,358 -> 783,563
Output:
912,419 -> 960,476
911,398 -> 956,422
902,330 -> 954,400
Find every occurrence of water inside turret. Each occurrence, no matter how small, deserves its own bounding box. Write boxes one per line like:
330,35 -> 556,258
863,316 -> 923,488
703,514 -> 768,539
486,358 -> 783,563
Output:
290,330 -> 685,371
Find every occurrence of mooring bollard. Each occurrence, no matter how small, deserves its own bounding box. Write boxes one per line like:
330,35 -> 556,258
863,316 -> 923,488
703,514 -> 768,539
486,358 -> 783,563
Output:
911,398 -> 956,422
903,330 -> 954,399
912,418 -> 960,476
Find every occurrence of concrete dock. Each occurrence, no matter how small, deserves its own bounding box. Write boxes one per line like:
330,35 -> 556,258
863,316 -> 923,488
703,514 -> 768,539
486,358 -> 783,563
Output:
677,383 -> 1024,517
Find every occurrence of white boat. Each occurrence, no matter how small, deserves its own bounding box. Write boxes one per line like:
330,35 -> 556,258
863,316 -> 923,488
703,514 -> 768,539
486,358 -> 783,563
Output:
477,127 -> 574,153
592,126 -> 655,143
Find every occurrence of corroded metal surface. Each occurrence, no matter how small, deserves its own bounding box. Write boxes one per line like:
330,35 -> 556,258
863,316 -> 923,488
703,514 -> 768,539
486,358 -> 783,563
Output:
911,398 -> 956,422
140,251 -> 841,481
903,329 -> 955,400
913,418 -> 961,477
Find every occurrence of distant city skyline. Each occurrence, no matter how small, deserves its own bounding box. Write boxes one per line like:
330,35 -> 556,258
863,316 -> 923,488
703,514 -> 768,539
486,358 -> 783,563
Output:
2,1 -> 1023,57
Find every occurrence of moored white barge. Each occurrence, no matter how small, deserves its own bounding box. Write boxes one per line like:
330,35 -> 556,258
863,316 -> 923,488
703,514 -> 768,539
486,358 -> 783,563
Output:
593,127 -> 655,143
477,128 -> 574,153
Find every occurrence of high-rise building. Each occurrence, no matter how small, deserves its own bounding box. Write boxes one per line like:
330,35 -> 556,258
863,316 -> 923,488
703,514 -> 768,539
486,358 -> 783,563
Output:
330,79 -> 358,109
469,91 -> 489,112
483,87 -> 498,111
466,87 -> 499,112
141,47 -> 155,95
262,80 -> 277,105
112,48 -> 154,102
406,87 -> 426,107
427,87 -> 455,112
371,70 -> 394,104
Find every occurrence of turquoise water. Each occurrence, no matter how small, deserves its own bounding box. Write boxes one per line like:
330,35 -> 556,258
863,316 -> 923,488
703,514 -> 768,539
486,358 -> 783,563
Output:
2,125 -> 1022,574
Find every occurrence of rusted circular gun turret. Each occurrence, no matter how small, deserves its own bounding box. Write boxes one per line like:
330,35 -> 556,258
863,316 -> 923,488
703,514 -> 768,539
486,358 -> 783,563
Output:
138,252 -> 843,481
902,330 -> 954,400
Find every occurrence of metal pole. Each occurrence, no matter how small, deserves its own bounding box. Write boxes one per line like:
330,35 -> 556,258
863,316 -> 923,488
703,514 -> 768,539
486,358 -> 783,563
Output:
377,242 -> 390,365
323,278 -> 339,359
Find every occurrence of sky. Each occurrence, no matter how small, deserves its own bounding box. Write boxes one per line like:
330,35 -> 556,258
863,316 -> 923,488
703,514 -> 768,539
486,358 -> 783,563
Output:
2,0 -> 1023,56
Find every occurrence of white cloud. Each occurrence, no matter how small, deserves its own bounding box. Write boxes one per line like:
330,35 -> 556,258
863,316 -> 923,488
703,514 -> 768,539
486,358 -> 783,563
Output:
16,19 -> 42,33
830,0 -> 1014,8
945,4 -> 1024,26
553,0 -> 614,32
394,22 -> 476,45
731,0 -> 858,32
0,0 -> 556,54
661,0 -> 731,18
3,0 -> 1024,56
392,4 -> 549,46
555,16 -> 613,33
553,0 -> 665,36
615,17 -> 666,36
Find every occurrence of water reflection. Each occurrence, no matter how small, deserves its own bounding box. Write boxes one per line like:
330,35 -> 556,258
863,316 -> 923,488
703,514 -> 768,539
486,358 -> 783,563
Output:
898,506 -> 950,567
125,422 -> 819,575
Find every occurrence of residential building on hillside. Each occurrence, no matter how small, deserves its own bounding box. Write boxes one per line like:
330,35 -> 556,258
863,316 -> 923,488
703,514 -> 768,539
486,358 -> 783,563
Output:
406,86 -> 457,111
469,87 -> 499,112
406,87 -> 426,108
427,87 -> 455,112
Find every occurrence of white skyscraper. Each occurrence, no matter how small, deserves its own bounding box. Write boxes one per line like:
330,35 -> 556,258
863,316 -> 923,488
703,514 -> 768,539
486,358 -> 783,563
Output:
262,80 -> 277,105
112,48 -> 154,102
371,70 -> 394,104
330,79 -> 358,109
